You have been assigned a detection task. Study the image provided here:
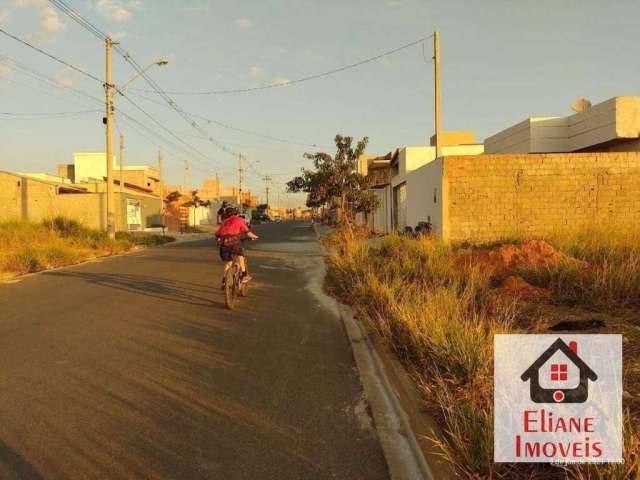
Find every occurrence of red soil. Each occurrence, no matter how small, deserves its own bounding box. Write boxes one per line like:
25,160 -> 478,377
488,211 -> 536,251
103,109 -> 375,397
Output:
456,240 -> 586,278
456,240 -> 588,300
493,275 -> 550,300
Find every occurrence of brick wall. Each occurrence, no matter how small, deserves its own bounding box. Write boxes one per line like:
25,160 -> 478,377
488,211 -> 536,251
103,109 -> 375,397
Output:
0,173 -> 161,230
443,152 -> 640,242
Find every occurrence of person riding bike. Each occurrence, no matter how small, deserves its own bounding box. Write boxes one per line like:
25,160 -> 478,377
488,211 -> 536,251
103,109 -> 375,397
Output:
215,206 -> 258,285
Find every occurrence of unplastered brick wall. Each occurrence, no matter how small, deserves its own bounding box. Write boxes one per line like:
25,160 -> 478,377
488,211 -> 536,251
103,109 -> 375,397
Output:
443,152 -> 640,242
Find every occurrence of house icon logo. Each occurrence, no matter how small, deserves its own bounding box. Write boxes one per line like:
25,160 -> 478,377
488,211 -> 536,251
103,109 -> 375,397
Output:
520,338 -> 598,403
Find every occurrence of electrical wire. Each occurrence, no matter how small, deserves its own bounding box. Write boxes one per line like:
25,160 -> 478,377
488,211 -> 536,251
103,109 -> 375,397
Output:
45,0 -> 245,161
129,90 -> 331,149
0,28 -> 104,84
0,109 -> 99,117
133,33 -> 435,95
0,53 -> 233,178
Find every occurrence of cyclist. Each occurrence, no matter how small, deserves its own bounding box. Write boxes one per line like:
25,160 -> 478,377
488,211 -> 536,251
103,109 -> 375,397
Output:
216,206 -> 258,285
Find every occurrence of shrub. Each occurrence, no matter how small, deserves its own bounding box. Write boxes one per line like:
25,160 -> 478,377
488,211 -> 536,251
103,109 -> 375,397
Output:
324,228 -> 639,479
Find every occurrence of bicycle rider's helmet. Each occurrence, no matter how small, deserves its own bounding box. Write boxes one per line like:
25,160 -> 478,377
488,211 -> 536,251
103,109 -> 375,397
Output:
225,206 -> 239,217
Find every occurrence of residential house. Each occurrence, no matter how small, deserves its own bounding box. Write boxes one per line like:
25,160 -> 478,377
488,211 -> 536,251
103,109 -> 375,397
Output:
359,131 -> 483,234
485,96 -> 640,154
0,152 -> 163,231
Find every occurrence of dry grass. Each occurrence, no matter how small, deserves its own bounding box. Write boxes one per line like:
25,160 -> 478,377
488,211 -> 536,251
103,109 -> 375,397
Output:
0,218 -> 173,278
323,228 -> 640,480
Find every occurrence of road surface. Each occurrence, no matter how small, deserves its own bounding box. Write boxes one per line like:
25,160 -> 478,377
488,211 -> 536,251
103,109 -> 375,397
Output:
0,221 -> 389,479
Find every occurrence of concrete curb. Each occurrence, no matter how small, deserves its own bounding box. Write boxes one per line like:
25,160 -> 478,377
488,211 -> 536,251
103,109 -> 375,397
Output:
311,223 -> 434,480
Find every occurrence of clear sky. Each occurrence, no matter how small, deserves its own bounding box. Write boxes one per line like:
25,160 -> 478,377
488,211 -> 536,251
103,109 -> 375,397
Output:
1,0 -> 640,207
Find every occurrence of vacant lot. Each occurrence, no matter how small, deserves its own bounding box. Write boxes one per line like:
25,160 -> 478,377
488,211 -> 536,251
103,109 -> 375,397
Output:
0,218 -> 173,279
324,227 -> 639,480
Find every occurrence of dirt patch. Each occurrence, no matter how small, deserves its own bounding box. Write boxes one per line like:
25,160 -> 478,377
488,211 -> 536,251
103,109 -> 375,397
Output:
456,239 -> 587,278
493,275 -> 550,300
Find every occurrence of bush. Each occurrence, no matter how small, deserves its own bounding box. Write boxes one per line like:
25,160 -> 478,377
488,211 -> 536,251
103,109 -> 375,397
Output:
324,228 -> 639,479
0,218 -> 171,277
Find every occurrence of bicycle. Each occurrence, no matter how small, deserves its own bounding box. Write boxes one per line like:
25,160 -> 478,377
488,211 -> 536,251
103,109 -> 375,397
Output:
223,253 -> 248,310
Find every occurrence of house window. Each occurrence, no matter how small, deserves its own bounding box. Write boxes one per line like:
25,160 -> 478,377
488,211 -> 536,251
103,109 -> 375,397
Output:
551,364 -> 567,381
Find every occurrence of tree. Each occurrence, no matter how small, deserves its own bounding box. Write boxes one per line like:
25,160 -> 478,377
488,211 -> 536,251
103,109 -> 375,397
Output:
286,134 -> 379,226
165,190 -> 182,205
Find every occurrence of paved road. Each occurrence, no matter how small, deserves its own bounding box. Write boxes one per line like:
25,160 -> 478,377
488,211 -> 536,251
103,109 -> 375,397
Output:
0,221 -> 389,480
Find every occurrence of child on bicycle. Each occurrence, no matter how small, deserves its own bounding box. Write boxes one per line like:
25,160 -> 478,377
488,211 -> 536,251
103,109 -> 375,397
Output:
215,206 -> 258,285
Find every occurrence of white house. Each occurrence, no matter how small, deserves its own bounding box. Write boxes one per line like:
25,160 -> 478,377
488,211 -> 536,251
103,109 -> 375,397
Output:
359,132 -> 483,234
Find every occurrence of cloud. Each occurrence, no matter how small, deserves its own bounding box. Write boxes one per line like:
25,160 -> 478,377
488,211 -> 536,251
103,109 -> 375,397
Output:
109,30 -> 128,40
54,67 -> 80,88
235,18 -> 253,29
182,4 -> 209,12
13,0 -> 66,41
272,76 -> 291,86
94,0 -> 136,22
247,66 -> 262,78
0,10 -> 9,26
0,63 -> 13,78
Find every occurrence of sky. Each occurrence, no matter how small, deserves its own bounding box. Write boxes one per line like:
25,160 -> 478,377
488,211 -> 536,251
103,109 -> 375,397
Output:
1,0 -> 640,207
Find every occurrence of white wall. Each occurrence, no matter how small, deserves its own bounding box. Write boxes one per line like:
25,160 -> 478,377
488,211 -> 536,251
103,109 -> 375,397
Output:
73,152 -> 117,182
406,158 -> 443,233
371,186 -> 391,233
485,97 -> 640,154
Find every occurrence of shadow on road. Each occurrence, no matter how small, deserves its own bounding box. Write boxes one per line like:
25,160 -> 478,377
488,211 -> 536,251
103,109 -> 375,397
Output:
0,440 -> 44,480
44,271 -> 223,309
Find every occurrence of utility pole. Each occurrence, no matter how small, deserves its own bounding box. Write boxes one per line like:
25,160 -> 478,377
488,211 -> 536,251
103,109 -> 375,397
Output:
237,154 -> 244,207
119,133 -> 124,195
183,159 -> 189,193
263,175 -> 272,206
105,36 -> 115,238
158,150 -> 164,224
215,172 -> 220,201
433,30 -> 442,158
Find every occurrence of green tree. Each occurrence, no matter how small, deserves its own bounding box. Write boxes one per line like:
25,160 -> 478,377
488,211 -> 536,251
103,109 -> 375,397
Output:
287,134 -> 379,226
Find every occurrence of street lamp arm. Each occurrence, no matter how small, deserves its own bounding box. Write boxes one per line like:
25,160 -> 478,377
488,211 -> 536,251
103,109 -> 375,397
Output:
119,58 -> 169,91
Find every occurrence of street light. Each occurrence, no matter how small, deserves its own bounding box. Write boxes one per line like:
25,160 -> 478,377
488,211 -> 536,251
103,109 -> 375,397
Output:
105,34 -> 168,238
119,58 -> 170,91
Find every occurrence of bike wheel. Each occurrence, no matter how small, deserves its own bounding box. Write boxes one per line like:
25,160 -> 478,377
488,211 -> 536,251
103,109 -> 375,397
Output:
239,261 -> 249,297
224,265 -> 237,310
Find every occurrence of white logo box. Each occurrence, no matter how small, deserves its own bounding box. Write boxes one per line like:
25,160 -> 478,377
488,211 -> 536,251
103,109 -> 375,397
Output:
494,334 -> 622,463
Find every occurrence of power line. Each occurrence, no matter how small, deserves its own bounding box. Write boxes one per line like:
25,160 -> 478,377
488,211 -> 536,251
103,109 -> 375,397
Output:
129,90 -> 332,149
45,0 -> 246,163
133,33 -> 434,96
2,19 -> 235,176
0,55 -> 104,108
0,27 -> 104,84
0,52 -> 233,179
0,109 -> 99,117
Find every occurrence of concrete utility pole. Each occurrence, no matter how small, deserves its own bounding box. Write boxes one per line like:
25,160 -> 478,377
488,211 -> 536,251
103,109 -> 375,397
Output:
183,159 -> 189,193
237,154 -> 244,207
263,175 -> 272,206
433,30 -> 442,158
119,133 -> 125,197
105,36 -> 115,238
158,150 -> 164,224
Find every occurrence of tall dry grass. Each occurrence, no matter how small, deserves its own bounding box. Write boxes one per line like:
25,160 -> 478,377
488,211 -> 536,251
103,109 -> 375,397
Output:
323,228 -> 639,479
0,217 -> 171,277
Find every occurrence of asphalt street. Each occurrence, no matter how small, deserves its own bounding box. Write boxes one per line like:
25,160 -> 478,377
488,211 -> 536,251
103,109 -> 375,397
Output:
0,221 -> 389,480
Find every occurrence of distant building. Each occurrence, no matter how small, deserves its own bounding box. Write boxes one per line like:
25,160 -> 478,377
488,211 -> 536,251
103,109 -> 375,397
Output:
59,152 -> 162,196
0,152 -> 163,231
